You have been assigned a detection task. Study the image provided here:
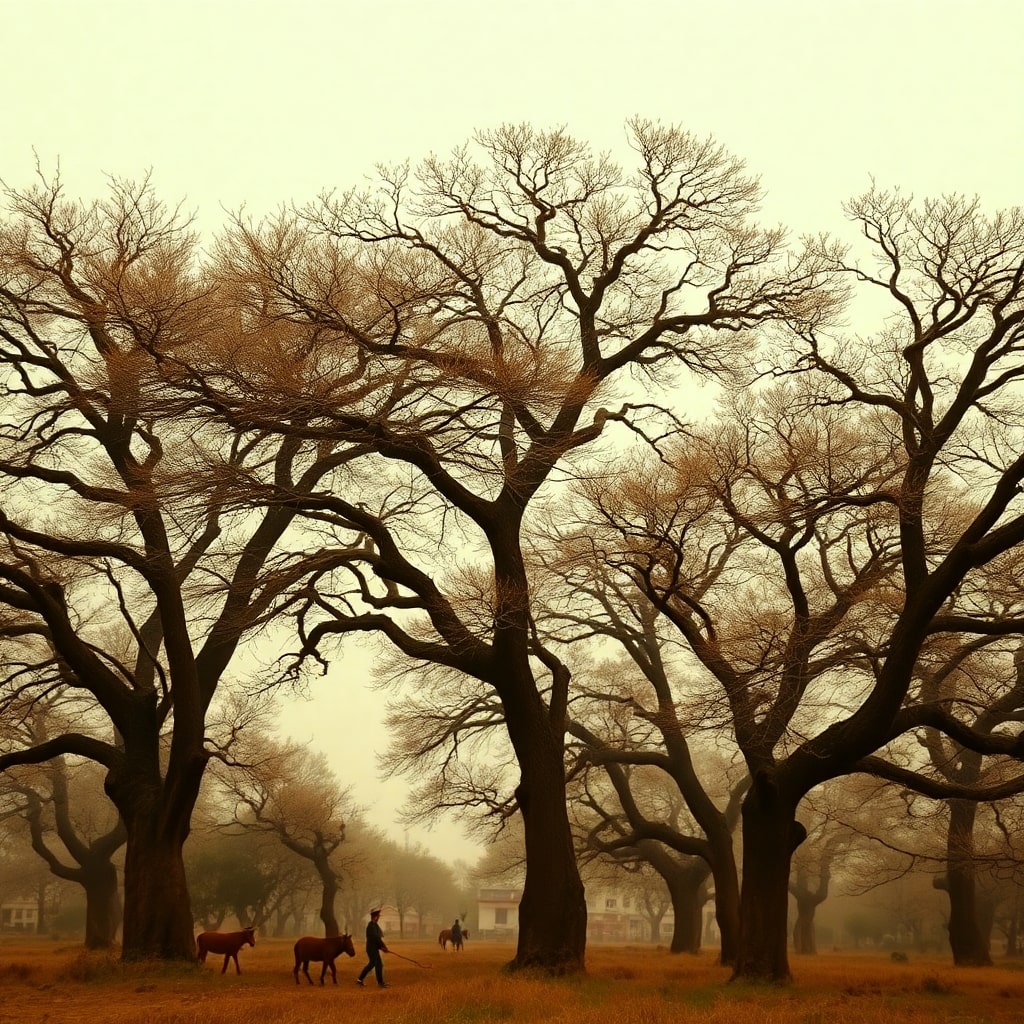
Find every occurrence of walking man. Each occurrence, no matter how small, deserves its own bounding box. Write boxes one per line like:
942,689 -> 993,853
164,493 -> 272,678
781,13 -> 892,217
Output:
357,908 -> 389,988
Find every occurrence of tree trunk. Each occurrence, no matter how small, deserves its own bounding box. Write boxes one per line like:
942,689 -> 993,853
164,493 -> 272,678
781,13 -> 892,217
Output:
707,830 -> 741,966
1005,901 -> 1019,956
107,727 -> 203,961
732,777 -> 803,983
491,517 -> 587,974
82,860 -> 122,949
943,800 -> 992,966
792,896 -> 817,955
513,767 -> 588,971
120,816 -> 195,960
666,870 -> 706,954
34,880 -> 48,935
790,861 -> 827,957
314,855 -> 340,937
507,720 -> 587,973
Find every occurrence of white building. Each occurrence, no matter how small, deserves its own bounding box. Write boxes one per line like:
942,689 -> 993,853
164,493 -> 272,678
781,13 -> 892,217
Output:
476,887 -> 520,939
0,898 -> 38,933
475,885 -> 678,943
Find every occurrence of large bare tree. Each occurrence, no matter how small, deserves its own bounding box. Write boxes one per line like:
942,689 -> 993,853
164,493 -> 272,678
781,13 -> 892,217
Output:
0,175 -> 351,959
176,121 -> 831,972
583,190 -> 1024,980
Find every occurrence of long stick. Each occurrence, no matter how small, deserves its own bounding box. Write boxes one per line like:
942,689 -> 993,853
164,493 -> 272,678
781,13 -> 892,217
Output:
386,949 -> 433,969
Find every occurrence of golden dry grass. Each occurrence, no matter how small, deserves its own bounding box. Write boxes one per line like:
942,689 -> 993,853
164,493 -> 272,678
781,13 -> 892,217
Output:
1,937 -> 1023,1024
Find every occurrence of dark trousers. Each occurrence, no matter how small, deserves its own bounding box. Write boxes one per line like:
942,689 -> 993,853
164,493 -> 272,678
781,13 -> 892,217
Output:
358,949 -> 385,985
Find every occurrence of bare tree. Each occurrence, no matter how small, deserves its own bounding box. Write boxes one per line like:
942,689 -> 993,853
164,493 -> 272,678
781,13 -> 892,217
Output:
541,550 -> 749,963
176,121 -> 832,972
788,787 -> 870,956
210,735 -> 349,936
571,764 -> 714,954
914,644 -> 1024,964
0,174 -> 345,959
0,691 -> 126,947
582,190 -> 1024,981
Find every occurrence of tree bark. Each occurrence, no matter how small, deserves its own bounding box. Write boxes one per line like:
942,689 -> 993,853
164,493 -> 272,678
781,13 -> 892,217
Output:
120,814 -> 195,960
511,753 -> 588,972
707,828 -> 741,966
792,897 -> 818,955
665,869 -> 707,954
941,799 -> 992,966
107,732 -> 204,960
731,777 -> 804,982
492,517 -> 588,974
314,854 -> 340,937
82,860 -> 122,950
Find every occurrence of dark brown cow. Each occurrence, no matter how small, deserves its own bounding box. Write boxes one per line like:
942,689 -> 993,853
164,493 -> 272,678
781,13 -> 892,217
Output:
293,933 -> 357,985
196,926 -> 256,974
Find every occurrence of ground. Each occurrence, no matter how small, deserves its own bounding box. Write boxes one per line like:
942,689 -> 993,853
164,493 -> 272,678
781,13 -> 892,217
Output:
1,936 -> 1023,1024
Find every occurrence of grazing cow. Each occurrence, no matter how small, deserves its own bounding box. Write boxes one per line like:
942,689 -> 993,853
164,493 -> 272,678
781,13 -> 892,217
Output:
293,933 -> 357,985
438,927 -> 469,951
196,926 -> 256,974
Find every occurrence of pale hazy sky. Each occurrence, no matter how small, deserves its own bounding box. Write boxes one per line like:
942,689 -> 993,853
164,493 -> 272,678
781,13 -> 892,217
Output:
4,0 -> 1023,861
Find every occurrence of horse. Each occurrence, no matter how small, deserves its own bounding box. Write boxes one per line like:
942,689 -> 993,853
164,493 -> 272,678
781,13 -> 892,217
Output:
293,933 -> 357,985
438,927 -> 469,951
196,926 -> 256,974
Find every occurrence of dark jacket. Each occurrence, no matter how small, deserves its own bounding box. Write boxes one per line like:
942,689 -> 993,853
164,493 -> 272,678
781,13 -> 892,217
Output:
366,918 -> 387,953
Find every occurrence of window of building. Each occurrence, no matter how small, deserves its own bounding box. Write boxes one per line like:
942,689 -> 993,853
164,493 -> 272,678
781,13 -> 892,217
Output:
622,898 -> 631,909
605,898 -> 617,910
495,908 -> 508,925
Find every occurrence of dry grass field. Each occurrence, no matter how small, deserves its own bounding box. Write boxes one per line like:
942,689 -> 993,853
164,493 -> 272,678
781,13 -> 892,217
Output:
2,936 -> 1024,1024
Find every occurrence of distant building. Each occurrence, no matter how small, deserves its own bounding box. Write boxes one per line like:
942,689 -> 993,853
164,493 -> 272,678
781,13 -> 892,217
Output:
475,885 -> 680,943
0,898 -> 38,933
476,887 -> 520,939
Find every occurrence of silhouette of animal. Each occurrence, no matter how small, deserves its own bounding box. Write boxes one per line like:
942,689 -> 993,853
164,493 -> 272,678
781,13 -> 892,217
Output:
196,926 -> 256,974
293,933 -> 357,984
438,927 -> 469,951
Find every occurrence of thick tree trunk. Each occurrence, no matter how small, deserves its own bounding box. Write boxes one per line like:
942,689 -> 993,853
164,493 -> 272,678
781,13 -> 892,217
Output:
108,732 -> 204,961
942,800 -> 992,966
732,778 -> 804,983
666,869 -> 706,954
120,817 -> 195,960
82,860 -> 122,949
491,519 -> 587,974
512,746 -> 588,972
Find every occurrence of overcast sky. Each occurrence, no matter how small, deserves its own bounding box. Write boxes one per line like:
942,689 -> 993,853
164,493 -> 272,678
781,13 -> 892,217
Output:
4,0 -> 1023,863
